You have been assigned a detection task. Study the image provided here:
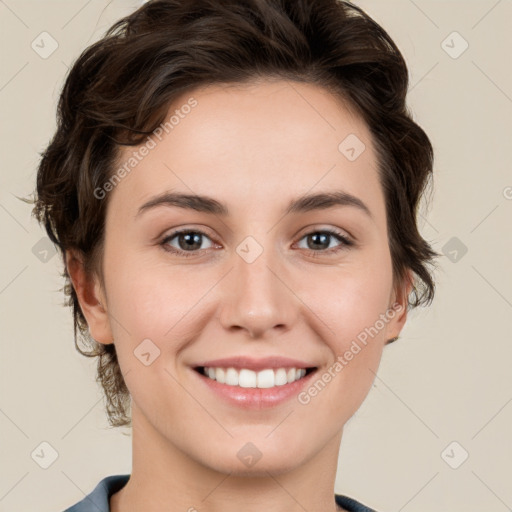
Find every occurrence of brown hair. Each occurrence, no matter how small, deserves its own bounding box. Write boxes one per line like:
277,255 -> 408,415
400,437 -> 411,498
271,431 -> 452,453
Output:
29,0 -> 441,428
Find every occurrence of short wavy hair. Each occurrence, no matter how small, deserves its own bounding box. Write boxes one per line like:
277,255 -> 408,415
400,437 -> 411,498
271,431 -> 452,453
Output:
30,0 -> 440,428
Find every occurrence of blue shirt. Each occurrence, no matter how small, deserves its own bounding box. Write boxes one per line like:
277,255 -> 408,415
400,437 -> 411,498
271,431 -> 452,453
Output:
63,474 -> 378,512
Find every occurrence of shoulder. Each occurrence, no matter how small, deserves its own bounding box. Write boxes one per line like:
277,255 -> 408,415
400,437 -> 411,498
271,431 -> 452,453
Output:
62,474 -> 130,512
335,493 -> 379,512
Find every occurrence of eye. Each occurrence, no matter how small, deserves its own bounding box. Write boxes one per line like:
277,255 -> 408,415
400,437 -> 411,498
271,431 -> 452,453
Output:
160,227 -> 354,259
295,229 -> 354,257
161,229 -> 216,258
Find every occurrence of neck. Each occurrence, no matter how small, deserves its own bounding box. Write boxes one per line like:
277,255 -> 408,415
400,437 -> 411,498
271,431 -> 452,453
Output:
110,405 -> 346,512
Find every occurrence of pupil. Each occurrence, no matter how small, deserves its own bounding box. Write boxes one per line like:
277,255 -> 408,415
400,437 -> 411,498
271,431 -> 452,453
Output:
309,233 -> 329,250
180,232 -> 201,250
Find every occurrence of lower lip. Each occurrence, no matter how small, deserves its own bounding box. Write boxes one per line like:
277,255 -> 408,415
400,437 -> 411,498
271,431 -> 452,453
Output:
192,368 -> 318,409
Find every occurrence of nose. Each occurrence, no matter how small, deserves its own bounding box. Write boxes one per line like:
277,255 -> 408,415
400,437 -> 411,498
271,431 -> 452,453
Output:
217,245 -> 299,339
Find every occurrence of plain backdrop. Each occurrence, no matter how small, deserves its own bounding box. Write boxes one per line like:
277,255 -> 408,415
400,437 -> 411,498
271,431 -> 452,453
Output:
0,1 -> 511,511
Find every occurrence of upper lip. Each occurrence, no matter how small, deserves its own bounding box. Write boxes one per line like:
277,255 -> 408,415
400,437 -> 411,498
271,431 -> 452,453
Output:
193,356 -> 318,371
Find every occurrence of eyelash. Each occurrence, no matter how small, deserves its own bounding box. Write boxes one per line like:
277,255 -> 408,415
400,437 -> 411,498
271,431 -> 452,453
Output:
160,228 -> 354,259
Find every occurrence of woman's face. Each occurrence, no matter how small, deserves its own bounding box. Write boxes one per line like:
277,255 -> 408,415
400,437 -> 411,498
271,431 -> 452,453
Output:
80,79 -> 410,474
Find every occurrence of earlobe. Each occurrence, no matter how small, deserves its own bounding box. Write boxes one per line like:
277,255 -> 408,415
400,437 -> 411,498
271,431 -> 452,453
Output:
387,269 -> 414,342
65,249 -> 114,345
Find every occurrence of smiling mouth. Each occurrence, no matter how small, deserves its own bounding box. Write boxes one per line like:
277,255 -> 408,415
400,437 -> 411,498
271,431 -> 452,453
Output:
194,366 -> 317,388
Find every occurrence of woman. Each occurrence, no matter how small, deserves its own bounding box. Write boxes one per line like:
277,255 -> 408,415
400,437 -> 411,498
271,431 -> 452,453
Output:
32,0 -> 439,510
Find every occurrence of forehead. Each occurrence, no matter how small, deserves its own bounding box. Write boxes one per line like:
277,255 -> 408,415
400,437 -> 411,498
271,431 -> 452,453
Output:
110,79 -> 384,223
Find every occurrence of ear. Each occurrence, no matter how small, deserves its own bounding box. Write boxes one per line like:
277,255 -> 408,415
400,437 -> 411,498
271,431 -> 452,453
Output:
65,249 -> 113,345
385,269 -> 414,343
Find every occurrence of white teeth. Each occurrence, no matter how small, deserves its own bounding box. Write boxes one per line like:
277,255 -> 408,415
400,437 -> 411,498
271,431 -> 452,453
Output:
257,369 -> 274,388
215,367 -> 226,384
225,367 -> 238,386
239,369 -> 257,388
274,368 -> 288,386
202,366 -> 311,388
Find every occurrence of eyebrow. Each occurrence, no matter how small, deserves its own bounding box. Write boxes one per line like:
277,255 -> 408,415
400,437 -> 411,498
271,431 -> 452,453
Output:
136,190 -> 373,220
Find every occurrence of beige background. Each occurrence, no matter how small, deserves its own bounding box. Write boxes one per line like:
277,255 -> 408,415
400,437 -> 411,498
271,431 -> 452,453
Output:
1,1 -> 511,511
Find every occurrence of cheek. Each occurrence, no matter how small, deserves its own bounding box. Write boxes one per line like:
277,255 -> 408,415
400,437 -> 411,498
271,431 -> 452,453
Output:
299,275 -> 389,422
103,258 -> 205,405
302,254 -> 393,344
297,252 -> 392,405
103,248 -> 218,361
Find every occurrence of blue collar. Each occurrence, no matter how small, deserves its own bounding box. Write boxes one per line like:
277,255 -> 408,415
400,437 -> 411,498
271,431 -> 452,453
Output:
64,474 -> 377,512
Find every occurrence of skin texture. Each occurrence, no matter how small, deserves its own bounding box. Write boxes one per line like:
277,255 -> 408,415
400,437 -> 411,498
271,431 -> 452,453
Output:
67,79 -> 412,512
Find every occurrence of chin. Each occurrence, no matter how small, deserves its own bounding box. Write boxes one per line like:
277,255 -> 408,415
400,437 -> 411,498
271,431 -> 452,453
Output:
197,441 -> 306,477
